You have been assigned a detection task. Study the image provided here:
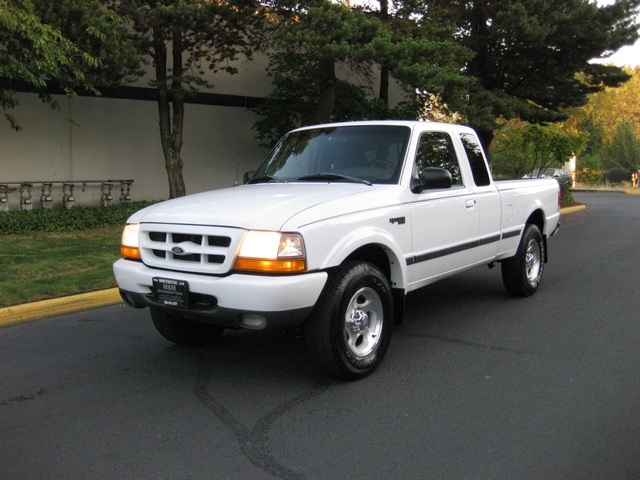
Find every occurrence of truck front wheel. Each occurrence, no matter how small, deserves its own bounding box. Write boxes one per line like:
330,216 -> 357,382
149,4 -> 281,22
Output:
150,308 -> 225,346
306,261 -> 394,381
501,224 -> 545,297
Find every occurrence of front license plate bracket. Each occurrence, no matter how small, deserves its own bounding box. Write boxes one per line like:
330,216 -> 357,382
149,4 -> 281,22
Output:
152,277 -> 189,308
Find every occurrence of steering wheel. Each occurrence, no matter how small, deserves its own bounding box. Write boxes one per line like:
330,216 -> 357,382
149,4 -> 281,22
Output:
371,160 -> 395,171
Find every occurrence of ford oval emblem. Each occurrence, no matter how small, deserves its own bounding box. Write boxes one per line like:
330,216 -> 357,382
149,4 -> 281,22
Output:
172,246 -> 187,256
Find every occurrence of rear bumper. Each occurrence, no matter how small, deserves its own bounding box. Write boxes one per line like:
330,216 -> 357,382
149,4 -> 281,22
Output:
113,259 -> 328,330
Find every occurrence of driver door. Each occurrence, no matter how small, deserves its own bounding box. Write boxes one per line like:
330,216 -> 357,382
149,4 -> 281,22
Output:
407,131 -> 481,290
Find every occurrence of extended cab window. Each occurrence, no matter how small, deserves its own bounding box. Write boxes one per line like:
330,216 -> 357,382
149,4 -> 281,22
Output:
460,133 -> 491,187
414,132 -> 462,186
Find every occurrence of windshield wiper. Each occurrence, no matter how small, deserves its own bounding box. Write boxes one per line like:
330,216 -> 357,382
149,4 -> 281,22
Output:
296,173 -> 372,186
246,175 -> 286,184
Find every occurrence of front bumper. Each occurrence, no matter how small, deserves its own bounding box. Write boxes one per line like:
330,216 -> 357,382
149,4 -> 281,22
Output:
113,259 -> 328,330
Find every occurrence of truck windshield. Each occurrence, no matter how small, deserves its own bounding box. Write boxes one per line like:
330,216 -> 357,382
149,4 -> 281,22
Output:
251,125 -> 411,185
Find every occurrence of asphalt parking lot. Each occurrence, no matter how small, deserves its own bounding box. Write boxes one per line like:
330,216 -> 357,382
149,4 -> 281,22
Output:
1,191 -> 639,480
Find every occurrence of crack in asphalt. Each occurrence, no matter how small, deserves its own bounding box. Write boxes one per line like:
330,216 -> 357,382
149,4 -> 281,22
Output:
0,388 -> 45,406
193,354 -> 330,480
404,331 -> 543,356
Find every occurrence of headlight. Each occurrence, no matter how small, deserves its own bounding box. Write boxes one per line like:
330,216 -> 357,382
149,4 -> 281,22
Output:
234,231 -> 306,273
120,223 -> 141,260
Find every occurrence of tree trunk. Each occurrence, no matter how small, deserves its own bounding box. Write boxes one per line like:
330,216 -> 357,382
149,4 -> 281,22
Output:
309,58 -> 337,125
379,66 -> 390,108
378,0 -> 389,108
153,32 -> 187,199
476,128 -> 495,157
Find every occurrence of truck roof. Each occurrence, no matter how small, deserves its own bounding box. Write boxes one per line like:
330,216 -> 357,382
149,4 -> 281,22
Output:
291,120 -> 477,134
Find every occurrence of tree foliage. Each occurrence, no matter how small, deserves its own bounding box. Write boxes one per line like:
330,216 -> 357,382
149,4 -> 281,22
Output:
0,0 -> 104,129
34,0 -> 141,86
253,0 -> 387,146
603,121 -> 640,171
430,0 -> 640,149
252,0 -> 471,146
578,66 -> 640,141
490,119 -> 585,179
379,0 -> 472,112
562,67 -> 640,170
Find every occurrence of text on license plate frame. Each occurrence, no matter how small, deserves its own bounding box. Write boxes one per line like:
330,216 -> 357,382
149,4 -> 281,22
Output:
152,277 -> 189,308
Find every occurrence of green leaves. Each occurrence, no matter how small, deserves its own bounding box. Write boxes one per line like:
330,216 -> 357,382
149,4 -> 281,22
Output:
0,0 -> 137,129
0,202 -> 154,234
603,120 -> 640,171
438,0 -> 640,147
253,0 -> 471,144
490,119 -> 585,179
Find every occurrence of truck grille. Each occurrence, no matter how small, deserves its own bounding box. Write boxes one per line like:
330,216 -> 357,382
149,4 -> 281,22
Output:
139,224 -> 244,275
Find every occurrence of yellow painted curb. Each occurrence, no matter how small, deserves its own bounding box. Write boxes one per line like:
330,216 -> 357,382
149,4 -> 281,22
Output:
0,288 -> 122,328
560,204 -> 587,214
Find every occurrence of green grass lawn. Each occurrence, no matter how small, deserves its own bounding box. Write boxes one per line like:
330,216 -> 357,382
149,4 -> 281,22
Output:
0,226 -> 122,307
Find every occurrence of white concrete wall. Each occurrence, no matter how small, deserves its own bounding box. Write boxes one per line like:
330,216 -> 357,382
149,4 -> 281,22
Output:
0,92 -> 270,210
1,53 -> 407,211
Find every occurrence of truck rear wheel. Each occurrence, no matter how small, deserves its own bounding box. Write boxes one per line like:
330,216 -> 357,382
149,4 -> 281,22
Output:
501,224 -> 545,297
150,308 -> 225,346
306,261 -> 394,381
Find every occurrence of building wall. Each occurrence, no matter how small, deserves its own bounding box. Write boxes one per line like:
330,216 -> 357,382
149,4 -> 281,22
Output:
0,54 -> 405,211
0,92 -> 270,210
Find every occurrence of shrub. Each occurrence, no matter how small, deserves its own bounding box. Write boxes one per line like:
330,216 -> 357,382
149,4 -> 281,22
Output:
560,182 -> 574,205
0,201 -> 155,234
574,167 -> 603,186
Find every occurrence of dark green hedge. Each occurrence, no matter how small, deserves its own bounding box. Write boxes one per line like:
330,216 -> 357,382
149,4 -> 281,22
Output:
0,201 -> 155,234
560,182 -> 575,206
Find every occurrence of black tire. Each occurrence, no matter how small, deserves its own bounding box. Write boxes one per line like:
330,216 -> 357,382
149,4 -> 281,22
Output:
305,261 -> 394,381
501,224 -> 545,297
150,308 -> 225,346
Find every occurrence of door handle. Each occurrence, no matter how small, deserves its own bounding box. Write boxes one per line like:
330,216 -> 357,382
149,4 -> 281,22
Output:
465,199 -> 477,208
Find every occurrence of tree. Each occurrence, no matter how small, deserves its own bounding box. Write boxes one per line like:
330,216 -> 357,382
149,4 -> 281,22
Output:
253,0 -> 470,146
34,0 -> 141,87
561,67 -> 640,170
113,0 -> 263,198
0,0 -> 104,129
603,121 -> 640,171
431,0 -> 640,150
579,66 -> 640,141
490,120 -> 584,179
488,119 -> 532,179
253,0 -> 387,145
378,0 -> 472,114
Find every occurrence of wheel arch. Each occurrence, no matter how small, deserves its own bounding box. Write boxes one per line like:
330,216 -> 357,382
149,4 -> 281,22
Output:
525,208 -> 548,263
526,208 -> 545,233
341,243 -> 406,325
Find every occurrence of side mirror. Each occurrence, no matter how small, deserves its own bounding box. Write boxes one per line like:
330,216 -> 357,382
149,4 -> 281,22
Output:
411,167 -> 452,193
243,171 -> 256,184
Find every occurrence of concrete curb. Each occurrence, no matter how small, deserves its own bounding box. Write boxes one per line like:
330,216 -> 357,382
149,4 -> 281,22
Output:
0,288 -> 122,328
0,204 -> 589,329
560,204 -> 587,214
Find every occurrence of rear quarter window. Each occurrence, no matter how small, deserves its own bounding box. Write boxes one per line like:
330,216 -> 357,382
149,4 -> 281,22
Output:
460,133 -> 491,187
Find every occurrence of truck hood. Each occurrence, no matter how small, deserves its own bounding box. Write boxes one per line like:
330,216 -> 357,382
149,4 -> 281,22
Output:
128,183 -> 384,230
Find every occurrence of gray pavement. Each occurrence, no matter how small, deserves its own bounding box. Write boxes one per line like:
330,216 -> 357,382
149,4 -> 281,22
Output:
0,191 -> 639,480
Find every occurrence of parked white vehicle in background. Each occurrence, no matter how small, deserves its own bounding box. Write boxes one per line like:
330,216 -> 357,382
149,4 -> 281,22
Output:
114,121 -> 560,380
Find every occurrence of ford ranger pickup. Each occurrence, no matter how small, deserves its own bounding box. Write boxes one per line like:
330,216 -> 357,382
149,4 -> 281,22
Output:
114,121 -> 560,380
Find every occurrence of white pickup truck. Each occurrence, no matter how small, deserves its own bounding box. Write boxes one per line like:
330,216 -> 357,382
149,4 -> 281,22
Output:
114,121 -> 560,380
